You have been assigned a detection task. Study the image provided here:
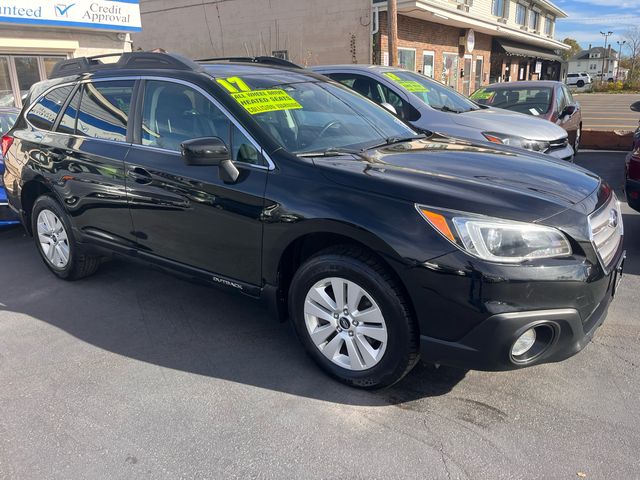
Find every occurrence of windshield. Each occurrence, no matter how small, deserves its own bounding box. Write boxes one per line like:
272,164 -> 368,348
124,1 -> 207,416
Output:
382,70 -> 479,113
470,86 -> 553,116
209,72 -> 418,154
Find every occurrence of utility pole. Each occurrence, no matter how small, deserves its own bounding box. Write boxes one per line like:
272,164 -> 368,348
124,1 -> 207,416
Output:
388,0 -> 398,67
600,31 -> 613,83
616,40 -> 626,81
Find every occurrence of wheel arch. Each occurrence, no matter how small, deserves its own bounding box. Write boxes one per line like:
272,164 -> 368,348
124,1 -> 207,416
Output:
266,222 -> 417,325
20,177 -> 56,235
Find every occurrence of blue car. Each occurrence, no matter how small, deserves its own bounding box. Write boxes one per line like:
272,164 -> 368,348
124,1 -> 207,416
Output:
1,107 -> 20,226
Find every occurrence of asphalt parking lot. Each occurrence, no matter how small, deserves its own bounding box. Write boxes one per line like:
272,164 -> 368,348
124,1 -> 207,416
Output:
1,152 -> 639,479
574,93 -> 640,130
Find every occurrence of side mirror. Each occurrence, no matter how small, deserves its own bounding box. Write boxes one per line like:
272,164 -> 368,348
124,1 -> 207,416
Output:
631,101 -> 640,112
181,137 -> 240,183
381,102 -> 398,115
560,105 -> 576,118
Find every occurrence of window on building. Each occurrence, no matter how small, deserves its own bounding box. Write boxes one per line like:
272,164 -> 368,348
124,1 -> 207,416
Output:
422,51 -> 435,78
0,57 -> 14,107
492,0 -> 506,17
516,4 -> 526,25
544,17 -> 554,35
442,52 -> 459,89
76,80 -> 134,142
529,10 -> 539,31
398,48 -> 416,71
26,85 -> 74,131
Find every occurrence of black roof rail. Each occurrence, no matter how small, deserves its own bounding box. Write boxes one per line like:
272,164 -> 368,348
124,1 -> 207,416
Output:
196,56 -> 302,69
49,52 -> 204,78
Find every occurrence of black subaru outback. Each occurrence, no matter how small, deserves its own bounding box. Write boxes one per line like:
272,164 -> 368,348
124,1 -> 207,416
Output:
2,53 -> 625,388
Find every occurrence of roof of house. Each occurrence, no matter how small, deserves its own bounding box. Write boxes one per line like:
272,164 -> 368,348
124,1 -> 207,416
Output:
568,47 -> 619,62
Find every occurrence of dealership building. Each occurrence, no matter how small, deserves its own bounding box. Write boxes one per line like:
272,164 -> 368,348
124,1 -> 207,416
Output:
134,0 -> 568,95
0,0 -> 140,108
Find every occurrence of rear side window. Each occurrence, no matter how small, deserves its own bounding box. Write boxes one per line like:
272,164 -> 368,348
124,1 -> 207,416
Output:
26,85 -> 74,131
57,88 -> 81,135
76,80 -> 134,142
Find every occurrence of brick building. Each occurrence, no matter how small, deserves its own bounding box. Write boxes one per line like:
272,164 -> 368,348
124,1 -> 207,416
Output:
133,0 -> 569,95
372,0 -> 569,94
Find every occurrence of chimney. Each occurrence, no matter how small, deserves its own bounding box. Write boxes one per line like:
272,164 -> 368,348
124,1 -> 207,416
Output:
588,43 -> 591,50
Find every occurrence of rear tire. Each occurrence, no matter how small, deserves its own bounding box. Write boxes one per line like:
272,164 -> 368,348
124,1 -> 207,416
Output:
288,245 -> 419,389
31,195 -> 101,280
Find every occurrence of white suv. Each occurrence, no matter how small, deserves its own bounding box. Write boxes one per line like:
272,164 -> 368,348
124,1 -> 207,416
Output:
566,73 -> 592,88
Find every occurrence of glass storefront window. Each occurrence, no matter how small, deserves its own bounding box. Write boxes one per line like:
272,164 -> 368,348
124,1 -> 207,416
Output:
0,55 -> 67,108
0,57 -> 14,107
43,57 -> 66,78
14,56 -> 41,102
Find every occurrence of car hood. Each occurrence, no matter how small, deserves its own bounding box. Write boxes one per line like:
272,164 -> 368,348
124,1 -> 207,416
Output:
313,136 -> 600,223
451,107 -> 566,141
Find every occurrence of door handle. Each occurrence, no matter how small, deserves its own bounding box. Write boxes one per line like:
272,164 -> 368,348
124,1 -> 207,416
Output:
127,167 -> 152,184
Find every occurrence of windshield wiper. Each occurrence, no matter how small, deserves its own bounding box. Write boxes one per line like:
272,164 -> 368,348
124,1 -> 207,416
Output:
297,147 -> 372,161
365,133 -> 427,150
440,105 -> 463,113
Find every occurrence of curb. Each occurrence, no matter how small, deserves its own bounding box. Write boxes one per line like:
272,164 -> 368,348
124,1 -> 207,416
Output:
581,129 -> 634,151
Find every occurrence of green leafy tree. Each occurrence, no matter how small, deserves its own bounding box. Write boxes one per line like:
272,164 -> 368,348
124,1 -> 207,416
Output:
561,38 -> 582,61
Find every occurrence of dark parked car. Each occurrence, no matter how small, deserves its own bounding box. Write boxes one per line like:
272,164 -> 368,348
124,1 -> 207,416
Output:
0,107 -> 20,226
311,65 -> 574,161
470,81 -> 582,152
3,53 -> 625,388
626,100 -> 640,212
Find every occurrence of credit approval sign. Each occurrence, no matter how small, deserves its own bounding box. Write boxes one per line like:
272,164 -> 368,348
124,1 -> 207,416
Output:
0,0 -> 141,32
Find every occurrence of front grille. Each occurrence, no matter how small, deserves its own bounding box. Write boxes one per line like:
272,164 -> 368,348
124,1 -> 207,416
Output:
588,193 -> 624,271
548,137 -> 569,152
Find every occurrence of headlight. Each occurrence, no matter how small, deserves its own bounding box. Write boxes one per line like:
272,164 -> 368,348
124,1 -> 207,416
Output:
417,206 -> 572,263
483,132 -> 551,153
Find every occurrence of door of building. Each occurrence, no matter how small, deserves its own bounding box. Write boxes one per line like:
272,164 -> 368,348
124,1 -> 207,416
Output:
463,55 -> 473,96
475,56 -> 483,90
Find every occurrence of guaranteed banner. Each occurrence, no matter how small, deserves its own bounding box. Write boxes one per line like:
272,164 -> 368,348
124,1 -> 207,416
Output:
0,0 -> 141,32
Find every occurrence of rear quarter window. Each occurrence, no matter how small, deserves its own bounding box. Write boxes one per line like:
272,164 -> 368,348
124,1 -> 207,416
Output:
26,85 -> 74,131
76,80 -> 134,142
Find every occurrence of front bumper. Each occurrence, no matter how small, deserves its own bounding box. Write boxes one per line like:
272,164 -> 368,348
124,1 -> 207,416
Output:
419,251 -> 624,371
547,143 -> 574,162
0,186 -> 19,225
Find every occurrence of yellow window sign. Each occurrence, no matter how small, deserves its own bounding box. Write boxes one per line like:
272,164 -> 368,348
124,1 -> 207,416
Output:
383,73 -> 429,93
216,76 -> 302,114
216,76 -> 251,93
231,89 -> 302,115
471,89 -> 494,100
397,81 -> 429,93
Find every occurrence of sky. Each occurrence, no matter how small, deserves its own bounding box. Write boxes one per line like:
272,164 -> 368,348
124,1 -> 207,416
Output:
553,0 -> 639,54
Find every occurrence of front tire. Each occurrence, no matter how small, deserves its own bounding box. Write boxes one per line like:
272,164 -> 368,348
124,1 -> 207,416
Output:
576,80 -> 585,88
32,195 -> 101,280
289,246 -> 419,389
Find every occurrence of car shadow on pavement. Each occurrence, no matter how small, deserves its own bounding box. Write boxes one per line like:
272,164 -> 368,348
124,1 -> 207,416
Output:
0,226 -> 467,407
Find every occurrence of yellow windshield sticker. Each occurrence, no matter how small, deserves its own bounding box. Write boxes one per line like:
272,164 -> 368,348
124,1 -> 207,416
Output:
397,81 -> 429,93
231,89 -> 302,115
383,73 -> 429,93
471,89 -> 494,100
217,76 -> 251,93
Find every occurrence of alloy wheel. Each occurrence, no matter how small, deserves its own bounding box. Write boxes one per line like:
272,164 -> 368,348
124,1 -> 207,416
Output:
303,277 -> 388,371
37,209 -> 70,269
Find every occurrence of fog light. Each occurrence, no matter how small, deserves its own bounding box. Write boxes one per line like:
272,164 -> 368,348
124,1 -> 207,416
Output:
511,328 -> 536,357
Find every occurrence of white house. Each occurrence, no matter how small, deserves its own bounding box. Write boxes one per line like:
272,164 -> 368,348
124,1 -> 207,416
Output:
567,45 -> 621,81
